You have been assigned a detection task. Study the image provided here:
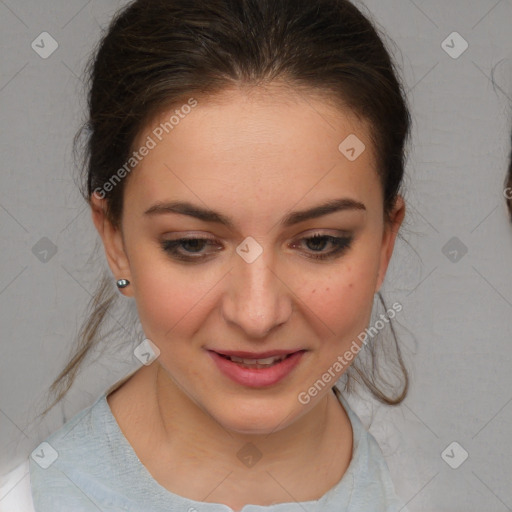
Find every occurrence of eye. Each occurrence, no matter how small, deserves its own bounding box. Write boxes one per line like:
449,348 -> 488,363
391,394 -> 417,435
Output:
293,233 -> 353,260
160,232 -> 353,263
161,236 -> 222,262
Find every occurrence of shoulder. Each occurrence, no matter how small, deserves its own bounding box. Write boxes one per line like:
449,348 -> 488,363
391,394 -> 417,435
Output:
0,395 -> 110,512
29,393 -> 120,511
0,460 -> 35,512
32,392 -> 107,467
334,388 -> 410,512
352,424 -> 408,511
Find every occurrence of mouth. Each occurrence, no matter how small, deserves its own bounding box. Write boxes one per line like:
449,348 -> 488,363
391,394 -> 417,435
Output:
213,351 -> 298,369
206,349 -> 307,387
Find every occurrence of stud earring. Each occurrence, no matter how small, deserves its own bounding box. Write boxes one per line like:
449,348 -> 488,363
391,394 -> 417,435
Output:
116,279 -> 130,289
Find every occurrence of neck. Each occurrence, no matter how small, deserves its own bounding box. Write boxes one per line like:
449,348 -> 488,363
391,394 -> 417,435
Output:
106,363 -> 353,509
153,364 -> 345,472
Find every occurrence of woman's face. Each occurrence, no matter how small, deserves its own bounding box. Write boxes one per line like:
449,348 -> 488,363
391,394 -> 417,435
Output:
93,85 -> 404,434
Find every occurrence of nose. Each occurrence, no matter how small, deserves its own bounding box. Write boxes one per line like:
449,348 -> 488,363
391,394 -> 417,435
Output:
221,248 -> 293,339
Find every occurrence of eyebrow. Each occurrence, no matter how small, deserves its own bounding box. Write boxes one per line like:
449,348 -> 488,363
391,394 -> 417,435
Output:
144,198 -> 366,228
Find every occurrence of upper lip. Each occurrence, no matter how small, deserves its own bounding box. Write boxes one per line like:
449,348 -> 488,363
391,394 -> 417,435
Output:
208,348 -> 304,359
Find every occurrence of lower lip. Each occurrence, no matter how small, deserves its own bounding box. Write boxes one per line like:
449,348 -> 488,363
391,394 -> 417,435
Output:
207,350 -> 305,388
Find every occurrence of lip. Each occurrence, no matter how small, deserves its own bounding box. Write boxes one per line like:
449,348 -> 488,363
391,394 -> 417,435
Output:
209,349 -> 301,359
207,349 -> 306,388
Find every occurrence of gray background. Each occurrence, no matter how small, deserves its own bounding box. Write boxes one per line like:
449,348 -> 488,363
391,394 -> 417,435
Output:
1,1 -> 512,510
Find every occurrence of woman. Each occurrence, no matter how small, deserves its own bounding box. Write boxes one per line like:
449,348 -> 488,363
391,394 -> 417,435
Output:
1,0 -> 411,510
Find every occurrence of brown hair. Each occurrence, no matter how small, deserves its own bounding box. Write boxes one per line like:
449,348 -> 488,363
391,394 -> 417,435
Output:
41,0 -> 411,417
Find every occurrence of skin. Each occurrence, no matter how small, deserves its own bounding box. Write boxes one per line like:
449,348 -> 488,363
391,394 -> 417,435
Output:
91,83 -> 405,511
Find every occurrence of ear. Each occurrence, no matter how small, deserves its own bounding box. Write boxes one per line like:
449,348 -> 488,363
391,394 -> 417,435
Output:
375,195 -> 405,293
90,193 -> 134,297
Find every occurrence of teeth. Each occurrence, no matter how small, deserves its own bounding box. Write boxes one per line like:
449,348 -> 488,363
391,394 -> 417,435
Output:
228,355 -> 287,366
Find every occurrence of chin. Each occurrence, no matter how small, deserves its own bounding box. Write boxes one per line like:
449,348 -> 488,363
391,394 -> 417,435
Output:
213,396 -> 302,435
223,416 -> 288,436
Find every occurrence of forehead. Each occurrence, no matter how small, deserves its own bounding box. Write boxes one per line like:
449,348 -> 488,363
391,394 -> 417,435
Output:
126,85 -> 380,215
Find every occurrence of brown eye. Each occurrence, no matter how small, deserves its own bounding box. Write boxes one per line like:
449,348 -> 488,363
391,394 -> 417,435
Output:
161,237 -> 222,261
295,234 -> 353,260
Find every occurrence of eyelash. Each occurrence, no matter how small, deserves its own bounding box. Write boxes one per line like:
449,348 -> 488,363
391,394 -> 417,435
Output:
160,233 -> 353,262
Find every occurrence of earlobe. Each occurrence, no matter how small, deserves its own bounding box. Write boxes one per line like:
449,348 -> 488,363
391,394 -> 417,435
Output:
90,195 -> 133,296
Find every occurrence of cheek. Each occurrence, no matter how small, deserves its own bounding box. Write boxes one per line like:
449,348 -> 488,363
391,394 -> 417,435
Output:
313,276 -> 373,336
128,250 -> 210,340
307,254 -> 380,345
